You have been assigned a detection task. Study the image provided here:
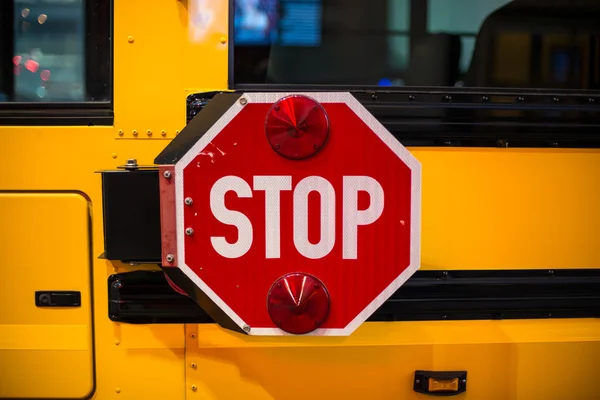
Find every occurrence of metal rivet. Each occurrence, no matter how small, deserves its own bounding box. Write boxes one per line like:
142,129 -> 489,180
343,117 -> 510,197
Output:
114,340 -> 120,345
462,379 -> 467,384
185,197 -> 193,206
115,388 -> 121,393
190,362 -> 197,369
415,379 -> 421,384
132,129 -> 138,136
185,227 -> 194,236
190,332 -> 197,338
175,130 -> 180,135
166,254 -> 175,262
220,36 -> 227,44
239,98 -> 247,105
243,325 -> 251,333
191,385 -> 197,391
161,130 -> 167,136
163,170 -> 172,179
127,36 -> 134,43
111,153 -> 117,159
147,129 -> 152,136
118,129 -> 123,136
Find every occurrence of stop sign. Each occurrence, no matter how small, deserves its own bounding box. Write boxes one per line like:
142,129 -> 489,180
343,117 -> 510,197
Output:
157,92 -> 421,336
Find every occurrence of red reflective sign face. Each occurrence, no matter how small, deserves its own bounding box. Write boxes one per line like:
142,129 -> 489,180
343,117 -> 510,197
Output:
176,93 -> 421,335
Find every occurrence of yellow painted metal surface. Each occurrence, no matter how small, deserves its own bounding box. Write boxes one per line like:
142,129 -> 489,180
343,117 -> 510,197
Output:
0,193 -> 93,399
0,0 -> 598,399
187,320 -> 600,400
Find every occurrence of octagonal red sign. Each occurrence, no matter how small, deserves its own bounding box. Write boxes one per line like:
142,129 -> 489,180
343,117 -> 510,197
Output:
166,92 -> 421,336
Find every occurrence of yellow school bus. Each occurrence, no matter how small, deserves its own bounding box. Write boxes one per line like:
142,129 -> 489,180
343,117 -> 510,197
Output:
1,0 -> 599,399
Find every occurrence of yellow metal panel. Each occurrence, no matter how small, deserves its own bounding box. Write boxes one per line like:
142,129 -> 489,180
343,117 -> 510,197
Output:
412,148 -> 600,270
0,193 -> 93,399
187,321 -> 600,400
113,0 -> 228,139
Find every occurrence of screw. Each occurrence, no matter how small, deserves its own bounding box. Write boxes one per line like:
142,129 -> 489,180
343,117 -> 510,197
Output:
118,129 -> 123,136
415,379 -> 421,384
147,129 -> 152,136
127,36 -> 134,43
111,153 -> 117,159
185,227 -> 194,236
114,339 -> 120,345
166,254 -> 175,262
161,130 -> 167,136
132,129 -> 138,136
163,170 -> 172,179
462,379 -> 467,384
125,159 -> 138,170
185,197 -> 193,206
191,385 -> 197,391
243,325 -> 251,333
220,36 -> 227,44
190,332 -> 197,338
239,98 -> 247,105
115,388 -> 121,393
190,362 -> 197,368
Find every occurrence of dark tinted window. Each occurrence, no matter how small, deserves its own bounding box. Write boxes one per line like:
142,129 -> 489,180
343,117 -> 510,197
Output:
0,0 -> 110,103
232,0 -> 600,89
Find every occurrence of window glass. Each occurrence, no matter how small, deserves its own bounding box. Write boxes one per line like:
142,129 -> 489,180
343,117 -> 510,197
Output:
0,0 -> 110,103
232,0 -> 600,90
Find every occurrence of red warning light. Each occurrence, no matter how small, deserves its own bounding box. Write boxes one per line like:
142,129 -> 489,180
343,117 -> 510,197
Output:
24,59 -> 39,73
266,272 -> 330,334
265,95 -> 329,160
40,69 -> 51,81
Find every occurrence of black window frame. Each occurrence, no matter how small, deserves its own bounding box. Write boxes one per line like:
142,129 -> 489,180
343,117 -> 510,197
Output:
227,0 -> 600,96
0,0 -> 113,126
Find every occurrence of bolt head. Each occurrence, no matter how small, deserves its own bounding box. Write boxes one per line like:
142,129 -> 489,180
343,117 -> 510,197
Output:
191,385 -> 197,391
242,325 -> 251,333
185,227 -> 194,236
239,98 -> 248,105
163,170 -> 172,179
166,254 -> 175,262
185,197 -> 193,206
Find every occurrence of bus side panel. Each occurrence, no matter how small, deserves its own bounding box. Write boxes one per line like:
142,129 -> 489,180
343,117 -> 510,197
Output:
187,321 -> 600,400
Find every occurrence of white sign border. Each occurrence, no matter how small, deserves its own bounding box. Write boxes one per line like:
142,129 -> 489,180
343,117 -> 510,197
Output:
174,92 -> 422,336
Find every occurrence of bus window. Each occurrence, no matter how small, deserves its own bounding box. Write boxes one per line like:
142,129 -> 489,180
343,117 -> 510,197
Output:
0,0 -> 110,104
231,0 -> 600,90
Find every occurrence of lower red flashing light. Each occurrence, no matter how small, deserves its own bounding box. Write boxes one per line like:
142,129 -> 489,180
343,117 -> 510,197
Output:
266,272 -> 330,335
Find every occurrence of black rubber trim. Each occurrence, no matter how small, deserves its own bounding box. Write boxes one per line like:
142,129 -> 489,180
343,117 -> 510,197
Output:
108,269 -> 600,325
185,90 -> 600,148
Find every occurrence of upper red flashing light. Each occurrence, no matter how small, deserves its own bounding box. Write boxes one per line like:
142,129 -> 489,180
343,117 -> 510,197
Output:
265,95 -> 329,160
